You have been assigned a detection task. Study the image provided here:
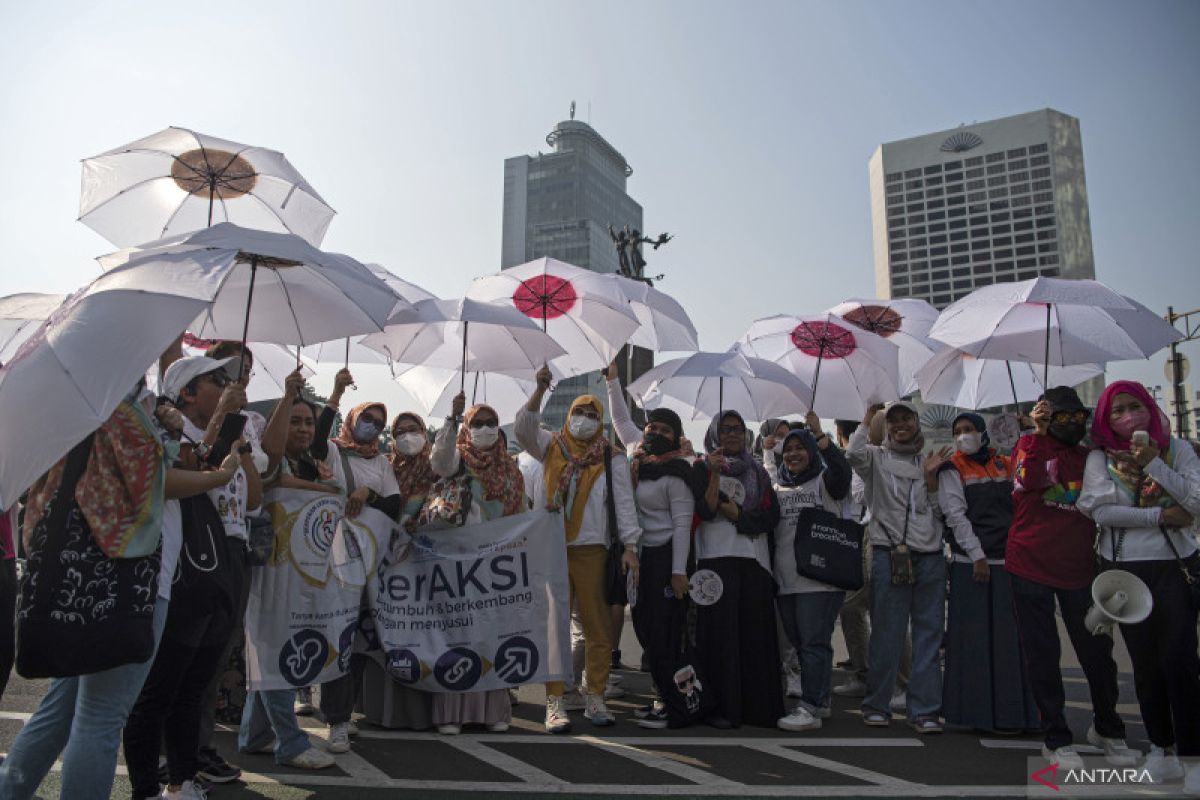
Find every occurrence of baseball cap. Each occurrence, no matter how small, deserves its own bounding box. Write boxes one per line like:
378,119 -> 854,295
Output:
161,356 -> 235,403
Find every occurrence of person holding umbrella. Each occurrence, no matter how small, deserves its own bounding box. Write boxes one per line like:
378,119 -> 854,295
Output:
1079,380 -> 1200,789
1007,387 -> 1138,770
516,366 -> 641,733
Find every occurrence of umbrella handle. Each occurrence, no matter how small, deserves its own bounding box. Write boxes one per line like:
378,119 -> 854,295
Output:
1005,360 -> 1020,411
237,258 -> 258,382
345,337 -> 357,391
472,371 -> 481,406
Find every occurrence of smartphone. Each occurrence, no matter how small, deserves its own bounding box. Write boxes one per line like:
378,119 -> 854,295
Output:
205,413 -> 248,466
1131,431 -> 1149,446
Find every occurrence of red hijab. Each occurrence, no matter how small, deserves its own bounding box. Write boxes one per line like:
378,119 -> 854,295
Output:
1090,380 -> 1171,452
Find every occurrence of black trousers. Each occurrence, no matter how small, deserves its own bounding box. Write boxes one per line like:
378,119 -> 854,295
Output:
197,540 -> 250,753
1101,557 -> 1200,756
631,542 -> 686,696
124,605 -> 231,797
0,559 -> 16,702
1010,573 -> 1125,750
695,556 -> 785,728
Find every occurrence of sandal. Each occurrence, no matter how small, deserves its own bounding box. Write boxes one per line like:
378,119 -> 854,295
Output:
910,716 -> 943,734
862,710 -> 890,727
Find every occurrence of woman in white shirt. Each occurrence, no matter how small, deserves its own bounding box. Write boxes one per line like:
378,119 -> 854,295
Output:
1078,380 -> 1200,787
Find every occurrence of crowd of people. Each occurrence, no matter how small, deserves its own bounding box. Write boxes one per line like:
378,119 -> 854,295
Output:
0,339 -> 1197,800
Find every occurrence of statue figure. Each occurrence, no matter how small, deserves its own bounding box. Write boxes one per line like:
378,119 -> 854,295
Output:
610,223 -> 672,281
607,223 -> 632,276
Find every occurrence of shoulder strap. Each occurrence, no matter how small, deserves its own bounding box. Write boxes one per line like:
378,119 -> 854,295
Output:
603,443 -> 617,545
338,446 -> 357,495
1158,525 -> 1197,584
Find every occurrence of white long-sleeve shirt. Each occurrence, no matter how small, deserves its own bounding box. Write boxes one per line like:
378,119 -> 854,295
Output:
937,470 -> 989,564
605,378 -> 644,455
1077,440 -> 1200,561
514,406 -> 642,549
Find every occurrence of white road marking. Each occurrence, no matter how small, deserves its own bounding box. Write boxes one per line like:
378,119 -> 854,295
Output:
442,737 -> 561,784
574,733 -> 741,788
744,742 -> 921,789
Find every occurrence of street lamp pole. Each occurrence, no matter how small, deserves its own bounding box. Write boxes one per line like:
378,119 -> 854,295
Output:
1165,305 -> 1200,440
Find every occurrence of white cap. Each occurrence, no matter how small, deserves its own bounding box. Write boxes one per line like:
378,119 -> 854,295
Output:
161,355 -> 235,403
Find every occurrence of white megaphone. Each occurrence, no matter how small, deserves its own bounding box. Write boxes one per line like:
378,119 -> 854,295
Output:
1084,570 -> 1153,636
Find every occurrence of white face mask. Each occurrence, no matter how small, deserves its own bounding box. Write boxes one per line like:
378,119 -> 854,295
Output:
955,432 -> 983,455
395,432 -> 426,456
470,424 -> 500,448
568,415 -> 600,439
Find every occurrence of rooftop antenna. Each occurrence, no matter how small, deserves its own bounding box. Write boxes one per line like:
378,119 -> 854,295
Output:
569,100 -> 575,120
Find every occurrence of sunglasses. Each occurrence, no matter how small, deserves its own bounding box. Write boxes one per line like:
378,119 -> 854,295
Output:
469,418 -> 499,429
1050,410 -> 1089,425
571,409 -> 601,420
204,370 -> 231,388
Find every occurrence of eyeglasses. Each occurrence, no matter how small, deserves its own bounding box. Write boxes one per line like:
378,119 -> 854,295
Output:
360,415 -> 385,428
204,371 -> 230,388
1050,410 -> 1089,425
469,418 -> 499,429
718,424 -> 744,435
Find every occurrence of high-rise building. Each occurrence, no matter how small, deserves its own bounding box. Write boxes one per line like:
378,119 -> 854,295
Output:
502,118 -> 649,428
869,108 -> 1095,310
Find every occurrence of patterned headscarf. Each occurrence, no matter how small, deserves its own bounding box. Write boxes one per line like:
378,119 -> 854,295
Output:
331,402 -> 387,459
703,410 -> 769,509
542,394 -> 608,541
456,404 -> 525,517
389,412 -> 437,505
1091,380 -> 1175,508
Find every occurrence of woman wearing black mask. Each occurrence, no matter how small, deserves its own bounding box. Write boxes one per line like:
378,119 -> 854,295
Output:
606,372 -> 695,729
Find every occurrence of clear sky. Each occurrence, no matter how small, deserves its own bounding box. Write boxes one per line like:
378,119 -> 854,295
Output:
1,0 -> 1197,429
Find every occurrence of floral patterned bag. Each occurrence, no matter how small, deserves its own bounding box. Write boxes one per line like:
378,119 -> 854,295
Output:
413,464 -> 473,530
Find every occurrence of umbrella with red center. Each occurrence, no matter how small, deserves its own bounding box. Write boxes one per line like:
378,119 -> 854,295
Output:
466,257 -> 640,376
735,313 -> 900,418
827,298 -> 938,395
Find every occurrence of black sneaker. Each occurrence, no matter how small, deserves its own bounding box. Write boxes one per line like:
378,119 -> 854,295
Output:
633,700 -> 665,719
637,708 -> 669,729
196,749 -> 242,784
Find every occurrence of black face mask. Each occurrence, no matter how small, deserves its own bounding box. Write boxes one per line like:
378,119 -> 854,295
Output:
642,432 -> 676,456
1048,422 -> 1086,447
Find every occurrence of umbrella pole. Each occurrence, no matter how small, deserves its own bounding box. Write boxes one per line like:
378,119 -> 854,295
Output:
810,343 -> 826,412
1043,304 -> 1052,389
1005,360 -> 1020,412
718,376 -> 723,420
472,371 -> 481,405
460,321 -> 469,392
237,258 -> 259,381
295,347 -> 301,370
344,337 -> 350,369
207,180 -> 215,227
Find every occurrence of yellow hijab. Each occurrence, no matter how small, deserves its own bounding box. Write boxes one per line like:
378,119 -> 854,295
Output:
543,394 -> 608,542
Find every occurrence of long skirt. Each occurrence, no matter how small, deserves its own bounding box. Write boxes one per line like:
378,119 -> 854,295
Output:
943,560 -> 1039,731
433,689 -> 512,727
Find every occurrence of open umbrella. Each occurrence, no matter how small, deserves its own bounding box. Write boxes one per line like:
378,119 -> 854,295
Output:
928,277 -> 1182,386
395,365 -> 536,423
465,257 -> 639,375
627,351 -> 813,423
0,255 -> 241,508
604,273 -> 699,352
80,126 -> 335,248
736,313 -> 900,418
915,346 -> 1104,410
827,298 -> 938,395
0,293 -> 67,362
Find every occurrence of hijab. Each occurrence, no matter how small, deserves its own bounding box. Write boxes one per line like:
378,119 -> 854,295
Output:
631,407 -> 691,486
882,401 -> 925,456
776,429 -> 824,487
455,404 -> 525,517
952,412 -> 991,465
389,412 -> 437,503
543,394 -> 608,541
331,402 -> 387,459
1091,380 -> 1175,508
703,410 -> 769,508
755,417 -> 787,458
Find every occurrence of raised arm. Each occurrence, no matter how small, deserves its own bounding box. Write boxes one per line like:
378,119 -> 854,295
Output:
259,370 -> 305,476
604,363 -> 643,453
845,406 -> 880,475
431,394 -> 464,478
515,366 -> 555,461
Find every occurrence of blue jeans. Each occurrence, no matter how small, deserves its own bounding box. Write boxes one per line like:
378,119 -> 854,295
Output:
863,548 -> 945,720
239,689 -> 311,763
777,591 -> 846,713
0,596 -> 169,800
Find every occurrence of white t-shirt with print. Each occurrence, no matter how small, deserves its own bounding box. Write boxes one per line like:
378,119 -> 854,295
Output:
183,415 -> 258,540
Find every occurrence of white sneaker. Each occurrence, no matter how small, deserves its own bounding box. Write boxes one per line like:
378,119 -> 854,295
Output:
545,695 -> 572,734
346,719 -> 359,737
561,690 -> 586,711
294,687 -> 315,716
1142,745 -> 1183,784
487,721 -> 510,733
1086,725 -> 1140,767
584,693 -> 615,727
1042,745 -> 1085,770
889,690 -> 907,713
437,723 -> 461,735
160,780 -> 207,800
832,677 -> 867,698
281,746 -> 336,770
327,722 -> 351,753
778,706 -> 822,732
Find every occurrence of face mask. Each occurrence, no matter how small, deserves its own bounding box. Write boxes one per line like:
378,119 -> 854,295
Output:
643,432 -> 675,456
955,432 -> 983,455
1048,422 -> 1086,447
470,424 -> 500,448
568,416 -> 600,439
353,419 -> 382,443
1110,408 -> 1151,439
394,432 -> 425,456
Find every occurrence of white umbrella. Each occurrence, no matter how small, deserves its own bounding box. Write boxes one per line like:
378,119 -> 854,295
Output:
395,365 -> 536,424
605,274 -> 699,351
828,298 -> 938,395
736,313 -> 900,419
360,298 -> 566,383
80,126 -> 335,248
928,277 -> 1182,385
465,257 -> 639,376
915,346 -> 1105,410
0,256 -> 238,508
0,293 -> 67,362
627,351 -> 813,423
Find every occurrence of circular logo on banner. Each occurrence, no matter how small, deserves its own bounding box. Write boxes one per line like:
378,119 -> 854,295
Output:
988,412 -> 1022,451
434,647 -> 483,691
494,636 -> 540,685
336,621 -> 357,673
385,649 -> 422,684
626,569 -> 639,610
719,476 -> 746,507
689,569 -> 724,606
279,629 -> 330,686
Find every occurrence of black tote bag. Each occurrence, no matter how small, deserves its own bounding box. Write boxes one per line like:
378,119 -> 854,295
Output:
793,499 -> 865,592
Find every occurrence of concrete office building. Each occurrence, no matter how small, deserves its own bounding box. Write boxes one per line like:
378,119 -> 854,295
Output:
869,108 -> 1095,310
502,117 -> 649,429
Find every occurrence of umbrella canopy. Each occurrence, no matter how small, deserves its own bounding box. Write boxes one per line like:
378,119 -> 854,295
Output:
827,297 -> 938,395
360,297 -> 566,376
928,278 -> 1182,377
915,346 -> 1104,410
0,292 -> 68,362
735,313 -> 900,419
627,350 -> 813,423
80,126 -> 335,248
395,365 -> 536,424
605,273 -> 699,351
98,223 -> 406,349
0,256 -> 237,508
465,257 -> 640,376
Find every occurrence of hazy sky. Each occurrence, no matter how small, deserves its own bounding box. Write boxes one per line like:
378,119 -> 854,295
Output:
2,0 -> 1197,427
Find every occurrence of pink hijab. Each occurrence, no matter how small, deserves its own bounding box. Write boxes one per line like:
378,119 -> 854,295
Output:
1090,380 -> 1171,451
